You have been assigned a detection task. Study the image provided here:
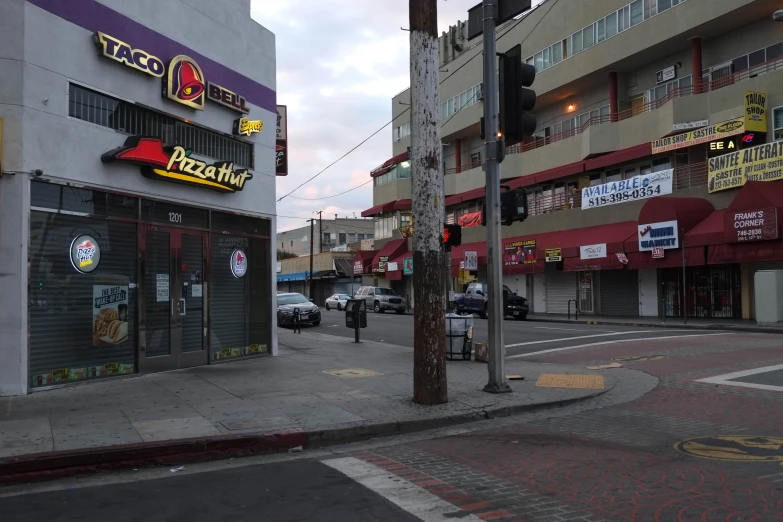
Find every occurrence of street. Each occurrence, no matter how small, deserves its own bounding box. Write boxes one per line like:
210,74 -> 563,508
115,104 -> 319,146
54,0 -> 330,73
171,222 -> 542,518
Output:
3,324 -> 783,521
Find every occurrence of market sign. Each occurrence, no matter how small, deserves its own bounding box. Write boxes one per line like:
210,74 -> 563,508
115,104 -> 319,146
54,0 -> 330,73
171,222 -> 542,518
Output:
708,140 -> 783,193
464,251 -> 478,271
353,260 -> 364,275
70,235 -> 101,274
724,207 -> 778,243
638,220 -> 679,251
233,118 -> 264,136
582,169 -> 673,210
403,257 -> 413,275
102,136 -> 252,192
744,91 -> 767,133
545,248 -> 562,262
377,256 -> 389,273
503,239 -> 536,265
651,117 -> 745,154
580,243 -> 606,260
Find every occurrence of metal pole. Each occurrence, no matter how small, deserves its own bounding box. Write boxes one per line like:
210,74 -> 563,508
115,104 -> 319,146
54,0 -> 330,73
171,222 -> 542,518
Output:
318,210 -> 324,253
308,218 -> 314,300
482,0 -> 510,394
445,248 -> 453,311
682,231 -> 687,324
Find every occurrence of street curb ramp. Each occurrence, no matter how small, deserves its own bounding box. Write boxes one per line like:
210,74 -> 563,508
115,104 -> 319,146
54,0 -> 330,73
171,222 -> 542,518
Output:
0,385 -> 612,486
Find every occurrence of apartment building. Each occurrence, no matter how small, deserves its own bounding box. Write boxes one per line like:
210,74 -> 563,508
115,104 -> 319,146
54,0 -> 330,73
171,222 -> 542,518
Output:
278,217 -> 374,257
361,0 -> 783,320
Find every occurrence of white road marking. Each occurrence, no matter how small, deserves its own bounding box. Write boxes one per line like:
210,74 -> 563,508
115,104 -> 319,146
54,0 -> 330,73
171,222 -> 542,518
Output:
760,471 -> 783,479
533,326 -> 616,332
506,333 -> 733,359
505,330 -> 662,348
695,364 -> 783,393
322,457 -> 484,522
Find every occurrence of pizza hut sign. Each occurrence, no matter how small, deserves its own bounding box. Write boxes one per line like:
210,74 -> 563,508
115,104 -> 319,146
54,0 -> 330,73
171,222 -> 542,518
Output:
724,207 -> 778,243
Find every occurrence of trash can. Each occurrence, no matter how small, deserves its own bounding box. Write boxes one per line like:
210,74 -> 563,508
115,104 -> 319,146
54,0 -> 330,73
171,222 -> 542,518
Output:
445,313 -> 473,361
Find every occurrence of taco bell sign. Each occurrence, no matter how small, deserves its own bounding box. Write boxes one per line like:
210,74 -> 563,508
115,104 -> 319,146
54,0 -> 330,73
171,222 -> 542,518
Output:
638,220 -> 679,251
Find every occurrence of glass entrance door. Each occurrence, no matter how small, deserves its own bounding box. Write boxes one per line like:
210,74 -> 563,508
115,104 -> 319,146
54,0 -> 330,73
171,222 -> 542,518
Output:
141,226 -> 208,372
579,271 -> 595,313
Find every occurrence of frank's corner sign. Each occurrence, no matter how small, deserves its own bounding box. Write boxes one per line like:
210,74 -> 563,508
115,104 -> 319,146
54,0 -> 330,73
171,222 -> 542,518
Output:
708,140 -> 783,193
102,136 -> 252,192
652,117 -> 745,154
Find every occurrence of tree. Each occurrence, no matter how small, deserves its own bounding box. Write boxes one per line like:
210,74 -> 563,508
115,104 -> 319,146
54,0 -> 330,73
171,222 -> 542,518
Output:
277,249 -> 297,260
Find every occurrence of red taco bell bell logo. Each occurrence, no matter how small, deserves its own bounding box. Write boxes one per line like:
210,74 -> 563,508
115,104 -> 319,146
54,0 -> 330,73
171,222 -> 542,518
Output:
166,55 -> 205,110
231,249 -> 247,278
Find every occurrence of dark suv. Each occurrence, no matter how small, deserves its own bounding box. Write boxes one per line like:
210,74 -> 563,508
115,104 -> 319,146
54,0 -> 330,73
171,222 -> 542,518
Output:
453,282 -> 529,320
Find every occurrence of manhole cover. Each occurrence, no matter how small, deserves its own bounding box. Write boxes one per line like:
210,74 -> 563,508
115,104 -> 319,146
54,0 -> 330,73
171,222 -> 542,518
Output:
535,374 -> 604,389
612,355 -> 668,362
323,368 -> 384,378
674,436 -> 783,464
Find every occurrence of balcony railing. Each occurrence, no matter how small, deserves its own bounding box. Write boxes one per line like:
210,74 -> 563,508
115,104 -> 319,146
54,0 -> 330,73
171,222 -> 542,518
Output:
445,160 -> 482,175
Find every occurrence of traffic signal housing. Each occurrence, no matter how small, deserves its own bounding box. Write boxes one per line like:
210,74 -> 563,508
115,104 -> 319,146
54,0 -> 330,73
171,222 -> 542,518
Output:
481,187 -> 528,226
499,44 -> 537,147
443,223 -> 462,249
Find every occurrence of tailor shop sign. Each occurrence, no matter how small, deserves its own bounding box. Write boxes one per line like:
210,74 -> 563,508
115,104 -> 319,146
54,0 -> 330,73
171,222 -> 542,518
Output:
708,140 -> 783,193
651,117 -> 745,154
638,220 -> 679,251
725,208 -> 778,243
102,136 -> 252,192
94,32 -> 248,113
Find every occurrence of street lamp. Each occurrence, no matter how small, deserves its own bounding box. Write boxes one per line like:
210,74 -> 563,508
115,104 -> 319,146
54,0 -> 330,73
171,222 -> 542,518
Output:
774,9 -> 783,22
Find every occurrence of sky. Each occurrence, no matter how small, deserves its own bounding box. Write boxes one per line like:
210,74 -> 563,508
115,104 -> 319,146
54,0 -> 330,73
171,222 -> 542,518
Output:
252,0 -> 542,233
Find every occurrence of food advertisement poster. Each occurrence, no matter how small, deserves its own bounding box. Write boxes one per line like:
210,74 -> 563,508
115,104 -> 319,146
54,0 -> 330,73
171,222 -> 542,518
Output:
93,285 -> 129,346
504,239 -> 536,265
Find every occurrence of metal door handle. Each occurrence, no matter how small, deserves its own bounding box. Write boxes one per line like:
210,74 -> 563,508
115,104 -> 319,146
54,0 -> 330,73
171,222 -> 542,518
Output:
180,298 -> 186,316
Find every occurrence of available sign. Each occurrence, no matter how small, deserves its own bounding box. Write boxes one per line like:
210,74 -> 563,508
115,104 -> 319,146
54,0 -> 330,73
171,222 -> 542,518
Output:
464,251 -> 478,271
580,243 -> 606,260
545,248 -> 562,262
724,207 -> 778,243
708,140 -> 783,193
639,220 -> 679,251
651,117 -> 745,154
582,169 -> 673,210
504,240 -> 536,265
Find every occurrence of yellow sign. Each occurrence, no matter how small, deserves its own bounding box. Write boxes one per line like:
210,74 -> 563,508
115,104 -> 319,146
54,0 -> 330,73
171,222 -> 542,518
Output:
708,140 -> 783,193
675,436 -> 783,464
233,117 -> 264,136
545,248 -> 562,262
651,117 -> 745,154
744,91 -> 767,133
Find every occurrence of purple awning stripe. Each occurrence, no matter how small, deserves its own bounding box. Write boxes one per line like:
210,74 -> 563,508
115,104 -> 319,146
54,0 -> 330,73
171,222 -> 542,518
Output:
28,0 -> 276,113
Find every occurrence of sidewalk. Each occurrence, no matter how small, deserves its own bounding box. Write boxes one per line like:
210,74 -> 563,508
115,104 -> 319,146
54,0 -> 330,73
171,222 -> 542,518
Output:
526,313 -> 783,333
0,330 -> 644,483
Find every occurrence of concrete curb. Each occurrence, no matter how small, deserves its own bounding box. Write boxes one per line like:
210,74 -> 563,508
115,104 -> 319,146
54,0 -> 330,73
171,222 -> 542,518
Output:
0,385 -> 612,486
524,316 -> 783,334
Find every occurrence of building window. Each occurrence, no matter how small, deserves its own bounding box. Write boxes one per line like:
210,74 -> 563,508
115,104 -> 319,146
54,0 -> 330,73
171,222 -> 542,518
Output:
440,83 -> 482,120
605,11 -> 618,38
339,233 -> 347,245
572,30 -> 583,54
773,107 -> 783,140
348,233 -> 357,243
358,234 -> 365,241
470,151 -> 481,164
605,169 -> 622,183
68,84 -> 253,168
323,233 -> 331,247
583,24 -> 595,49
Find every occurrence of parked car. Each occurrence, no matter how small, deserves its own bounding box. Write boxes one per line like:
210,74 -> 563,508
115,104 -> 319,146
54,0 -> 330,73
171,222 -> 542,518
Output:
355,286 -> 406,314
325,293 -> 351,311
276,292 -> 321,327
453,282 -> 529,320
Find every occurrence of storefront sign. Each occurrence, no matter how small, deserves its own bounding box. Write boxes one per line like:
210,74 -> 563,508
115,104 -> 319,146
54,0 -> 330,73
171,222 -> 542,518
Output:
545,248 -> 562,262
377,256 -> 389,273
93,32 -> 165,77
93,285 -> 129,346
744,91 -> 767,133
276,261 -> 282,273
504,240 -> 536,265
656,65 -> 676,84
724,207 -> 778,243
233,118 -> 264,136
616,253 -> 629,265
403,257 -> 413,275
165,55 -> 206,110
276,139 -> 288,176
353,260 -> 364,275
230,249 -> 248,278
708,140 -> 783,193
70,235 -> 101,274
652,247 -> 665,259
651,117 -> 745,154
277,105 -> 288,140
580,243 -> 606,260
102,136 -> 252,192
387,262 -> 399,272
673,120 -> 709,131
464,251 -> 478,271
582,169 -> 673,210
207,82 -> 249,113
708,137 -> 737,156
638,220 -> 679,251
156,274 -> 169,302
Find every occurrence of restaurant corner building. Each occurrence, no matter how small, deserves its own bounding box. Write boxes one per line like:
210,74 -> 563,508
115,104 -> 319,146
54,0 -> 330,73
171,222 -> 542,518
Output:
0,0 -> 278,396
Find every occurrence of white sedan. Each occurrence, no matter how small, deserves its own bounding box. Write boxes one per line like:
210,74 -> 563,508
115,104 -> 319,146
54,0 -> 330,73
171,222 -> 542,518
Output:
325,294 -> 351,311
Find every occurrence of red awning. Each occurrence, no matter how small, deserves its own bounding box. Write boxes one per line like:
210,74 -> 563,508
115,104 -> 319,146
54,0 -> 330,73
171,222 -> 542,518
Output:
564,255 -> 628,272
353,250 -> 377,275
445,195 -> 462,206
685,210 -> 726,247
459,187 -> 486,203
361,201 -> 396,217
708,242 -> 783,265
627,247 -> 705,269
584,143 -> 652,171
385,251 -> 412,279
372,239 -> 408,272
505,259 -> 545,274
528,221 -> 638,259
370,151 -> 409,178
386,270 -> 402,281
625,197 -> 715,252
393,199 -> 411,211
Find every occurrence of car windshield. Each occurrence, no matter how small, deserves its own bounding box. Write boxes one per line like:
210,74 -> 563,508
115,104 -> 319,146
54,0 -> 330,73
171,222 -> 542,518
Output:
338,295 -> 350,299
503,285 -> 513,293
277,294 -> 310,306
376,288 -> 396,295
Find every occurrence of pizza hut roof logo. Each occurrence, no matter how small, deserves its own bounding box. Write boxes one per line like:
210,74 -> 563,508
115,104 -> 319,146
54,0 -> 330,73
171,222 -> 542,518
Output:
166,55 -> 205,110
102,136 -> 252,192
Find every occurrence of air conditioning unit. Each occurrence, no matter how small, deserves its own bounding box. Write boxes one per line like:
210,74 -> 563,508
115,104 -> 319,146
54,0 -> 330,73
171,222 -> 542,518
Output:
477,88 -> 484,101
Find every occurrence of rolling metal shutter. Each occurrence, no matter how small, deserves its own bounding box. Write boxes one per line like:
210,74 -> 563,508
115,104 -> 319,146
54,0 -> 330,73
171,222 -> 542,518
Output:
211,235 -> 250,355
599,270 -> 640,317
546,271 -> 576,314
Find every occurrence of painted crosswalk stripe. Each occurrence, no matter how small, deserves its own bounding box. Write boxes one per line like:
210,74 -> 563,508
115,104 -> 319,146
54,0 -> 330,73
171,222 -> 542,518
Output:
504,330 -> 691,348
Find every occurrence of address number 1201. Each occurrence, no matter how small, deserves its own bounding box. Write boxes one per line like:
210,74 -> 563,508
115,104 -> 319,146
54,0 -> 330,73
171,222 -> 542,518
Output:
168,212 -> 183,224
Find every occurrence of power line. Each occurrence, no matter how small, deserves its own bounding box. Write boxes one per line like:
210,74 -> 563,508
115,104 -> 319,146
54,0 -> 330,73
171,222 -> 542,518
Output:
284,179 -> 373,201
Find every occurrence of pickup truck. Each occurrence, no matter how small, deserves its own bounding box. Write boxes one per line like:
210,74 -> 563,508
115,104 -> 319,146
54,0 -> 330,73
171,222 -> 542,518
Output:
453,282 -> 529,320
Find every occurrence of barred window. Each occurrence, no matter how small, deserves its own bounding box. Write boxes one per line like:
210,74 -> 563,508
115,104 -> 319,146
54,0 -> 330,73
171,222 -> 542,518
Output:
68,83 -> 253,168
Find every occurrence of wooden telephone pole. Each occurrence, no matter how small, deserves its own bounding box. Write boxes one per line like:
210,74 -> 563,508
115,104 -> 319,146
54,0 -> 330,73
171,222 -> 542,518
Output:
410,0 -> 447,405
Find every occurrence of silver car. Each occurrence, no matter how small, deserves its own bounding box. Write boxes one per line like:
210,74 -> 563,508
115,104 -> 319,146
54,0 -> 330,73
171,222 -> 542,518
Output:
325,293 -> 351,311
355,286 -> 406,314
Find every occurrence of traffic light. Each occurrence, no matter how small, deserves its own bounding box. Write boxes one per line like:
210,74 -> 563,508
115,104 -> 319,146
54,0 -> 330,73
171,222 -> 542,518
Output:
499,44 -> 537,147
481,187 -> 528,227
443,224 -> 462,248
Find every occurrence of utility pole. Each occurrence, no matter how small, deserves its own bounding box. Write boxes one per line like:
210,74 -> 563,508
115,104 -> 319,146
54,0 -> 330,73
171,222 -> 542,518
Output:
409,0 -> 447,405
317,210 -> 324,253
308,218 -> 315,300
482,0 -> 511,394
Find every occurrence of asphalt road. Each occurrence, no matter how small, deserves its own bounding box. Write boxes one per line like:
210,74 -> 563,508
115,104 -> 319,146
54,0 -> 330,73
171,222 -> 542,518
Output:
294,309 -> 718,358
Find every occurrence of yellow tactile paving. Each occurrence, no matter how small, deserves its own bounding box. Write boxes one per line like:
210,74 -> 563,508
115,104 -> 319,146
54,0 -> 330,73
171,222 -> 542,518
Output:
535,373 -> 605,389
